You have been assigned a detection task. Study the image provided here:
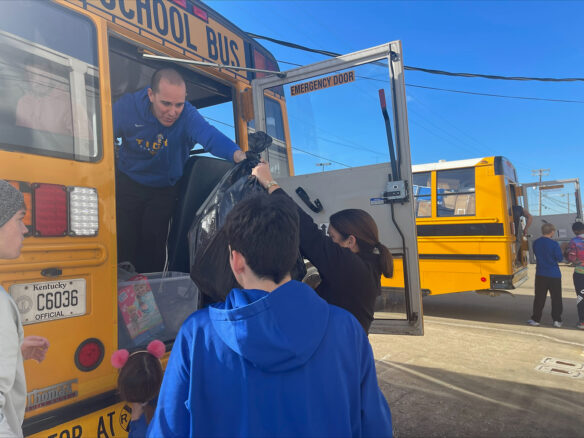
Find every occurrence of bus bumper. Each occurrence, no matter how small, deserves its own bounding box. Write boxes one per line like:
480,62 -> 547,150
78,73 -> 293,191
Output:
24,392 -> 129,438
490,267 -> 528,290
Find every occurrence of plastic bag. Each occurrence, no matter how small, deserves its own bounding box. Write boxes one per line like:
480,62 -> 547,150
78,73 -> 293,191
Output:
189,131 -> 306,302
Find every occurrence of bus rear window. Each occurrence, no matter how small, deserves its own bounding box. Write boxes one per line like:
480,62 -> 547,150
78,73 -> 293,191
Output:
0,2 -> 101,162
437,168 -> 476,217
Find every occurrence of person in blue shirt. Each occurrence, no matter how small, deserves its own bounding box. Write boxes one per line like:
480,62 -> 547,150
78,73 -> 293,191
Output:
528,223 -> 564,327
114,67 -> 245,273
147,194 -> 392,438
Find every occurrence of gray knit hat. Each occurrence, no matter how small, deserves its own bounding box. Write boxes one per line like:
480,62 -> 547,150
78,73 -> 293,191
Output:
0,180 -> 25,228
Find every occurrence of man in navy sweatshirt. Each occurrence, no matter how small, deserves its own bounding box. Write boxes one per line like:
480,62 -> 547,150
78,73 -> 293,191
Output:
528,223 -> 564,327
148,194 -> 392,438
113,67 -> 245,273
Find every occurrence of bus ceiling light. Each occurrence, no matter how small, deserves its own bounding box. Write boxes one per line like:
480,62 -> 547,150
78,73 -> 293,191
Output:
75,338 -> 104,372
33,183 -> 68,237
69,187 -> 98,236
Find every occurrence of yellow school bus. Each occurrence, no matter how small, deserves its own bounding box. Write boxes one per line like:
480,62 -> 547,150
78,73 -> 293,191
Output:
1,0 -> 426,434
381,156 -> 529,296
0,0 -> 292,436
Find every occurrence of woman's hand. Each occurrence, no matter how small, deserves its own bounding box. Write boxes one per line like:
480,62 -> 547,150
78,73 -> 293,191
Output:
21,336 -> 50,362
252,162 -> 274,189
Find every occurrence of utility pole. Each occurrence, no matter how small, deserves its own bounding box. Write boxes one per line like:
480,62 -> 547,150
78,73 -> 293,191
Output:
532,168 -> 550,215
316,162 -> 331,173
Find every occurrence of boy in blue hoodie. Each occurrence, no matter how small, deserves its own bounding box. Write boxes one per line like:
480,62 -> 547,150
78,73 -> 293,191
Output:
114,67 -> 246,273
528,223 -> 563,327
148,194 -> 392,438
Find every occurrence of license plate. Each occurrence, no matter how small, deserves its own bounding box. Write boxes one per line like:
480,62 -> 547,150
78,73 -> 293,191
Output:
10,279 -> 86,325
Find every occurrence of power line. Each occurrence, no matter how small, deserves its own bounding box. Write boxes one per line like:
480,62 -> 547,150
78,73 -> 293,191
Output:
406,83 -> 584,104
249,32 -> 584,83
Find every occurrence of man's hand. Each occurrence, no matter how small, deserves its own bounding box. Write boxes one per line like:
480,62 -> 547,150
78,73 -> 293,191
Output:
233,149 -> 246,163
21,336 -> 50,362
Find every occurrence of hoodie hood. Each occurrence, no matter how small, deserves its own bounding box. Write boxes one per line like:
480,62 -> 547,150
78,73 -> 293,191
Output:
208,281 -> 329,372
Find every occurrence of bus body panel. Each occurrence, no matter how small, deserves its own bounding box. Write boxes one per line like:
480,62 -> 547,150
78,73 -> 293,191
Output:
382,156 -> 527,295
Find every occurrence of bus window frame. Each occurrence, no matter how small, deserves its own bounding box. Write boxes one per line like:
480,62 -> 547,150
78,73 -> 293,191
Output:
0,2 -> 102,162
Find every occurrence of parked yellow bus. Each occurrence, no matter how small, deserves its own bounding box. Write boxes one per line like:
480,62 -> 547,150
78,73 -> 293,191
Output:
381,156 -> 528,296
0,0 -> 292,436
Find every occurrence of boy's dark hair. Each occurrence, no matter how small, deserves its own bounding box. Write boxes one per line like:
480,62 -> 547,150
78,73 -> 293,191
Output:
224,194 -> 299,284
117,352 -> 162,405
573,221 -> 584,235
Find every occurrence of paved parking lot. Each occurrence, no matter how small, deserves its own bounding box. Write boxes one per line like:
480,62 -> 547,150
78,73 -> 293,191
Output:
370,264 -> 584,437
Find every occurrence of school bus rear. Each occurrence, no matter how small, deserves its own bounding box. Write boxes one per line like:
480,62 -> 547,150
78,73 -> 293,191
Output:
0,0 -> 284,436
381,156 -> 528,296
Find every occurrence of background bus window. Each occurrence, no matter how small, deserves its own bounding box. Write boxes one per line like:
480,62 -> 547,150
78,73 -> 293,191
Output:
0,1 -> 100,161
436,168 -> 476,217
413,172 -> 432,218
249,95 -> 290,177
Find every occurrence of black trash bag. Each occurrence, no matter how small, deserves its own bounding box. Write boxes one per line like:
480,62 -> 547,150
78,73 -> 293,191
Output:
189,131 -> 306,303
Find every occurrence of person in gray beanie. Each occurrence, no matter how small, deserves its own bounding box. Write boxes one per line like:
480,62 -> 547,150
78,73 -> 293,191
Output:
0,179 -> 49,437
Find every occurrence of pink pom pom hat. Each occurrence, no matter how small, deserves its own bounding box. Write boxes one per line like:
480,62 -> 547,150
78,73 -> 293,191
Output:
110,339 -> 166,369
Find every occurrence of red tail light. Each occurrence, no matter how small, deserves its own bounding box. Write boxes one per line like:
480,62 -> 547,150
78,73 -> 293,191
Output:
33,183 -> 68,237
75,338 -> 104,372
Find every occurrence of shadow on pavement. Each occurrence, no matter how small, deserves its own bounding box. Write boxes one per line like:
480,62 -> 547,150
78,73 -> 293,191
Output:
376,360 -> 584,437
422,292 -> 580,328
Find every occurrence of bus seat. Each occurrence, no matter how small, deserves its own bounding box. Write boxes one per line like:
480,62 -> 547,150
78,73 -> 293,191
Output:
455,194 -> 476,215
167,156 -> 233,273
443,194 -> 457,210
417,201 -> 431,217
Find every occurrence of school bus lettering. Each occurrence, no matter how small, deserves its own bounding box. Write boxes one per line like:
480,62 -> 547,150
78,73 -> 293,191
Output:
97,411 -> 117,438
69,0 -> 246,70
206,26 -> 241,67
48,425 -> 83,438
290,71 -> 356,96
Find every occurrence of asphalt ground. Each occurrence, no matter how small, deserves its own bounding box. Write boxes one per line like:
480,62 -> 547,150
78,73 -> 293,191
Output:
370,264 -> 584,438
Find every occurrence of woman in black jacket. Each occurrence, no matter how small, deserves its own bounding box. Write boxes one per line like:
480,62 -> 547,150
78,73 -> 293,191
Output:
252,163 -> 393,333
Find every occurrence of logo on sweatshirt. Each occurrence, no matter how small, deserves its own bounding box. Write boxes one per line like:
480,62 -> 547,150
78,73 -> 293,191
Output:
135,134 -> 168,155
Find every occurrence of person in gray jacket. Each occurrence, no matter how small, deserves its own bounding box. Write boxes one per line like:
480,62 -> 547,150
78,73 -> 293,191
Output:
0,180 -> 49,437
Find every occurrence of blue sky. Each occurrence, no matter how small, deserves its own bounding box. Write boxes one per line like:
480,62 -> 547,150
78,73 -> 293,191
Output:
206,1 -> 583,190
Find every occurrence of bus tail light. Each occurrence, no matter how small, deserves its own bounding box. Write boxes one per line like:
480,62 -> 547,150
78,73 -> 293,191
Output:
481,277 -> 487,283
69,187 -> 98,236
75,338 -> 104,372
33,183 -> 68,237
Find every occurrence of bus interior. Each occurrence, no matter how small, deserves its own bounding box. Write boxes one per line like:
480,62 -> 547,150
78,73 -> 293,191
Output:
109,35 -> 239,350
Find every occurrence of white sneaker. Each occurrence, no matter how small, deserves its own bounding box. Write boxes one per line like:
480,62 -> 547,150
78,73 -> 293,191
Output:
553,321 -> 563,328
527,319 -> 540,326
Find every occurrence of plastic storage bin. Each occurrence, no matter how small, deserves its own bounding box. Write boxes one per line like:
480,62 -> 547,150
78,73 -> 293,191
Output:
117,271 -> 200,349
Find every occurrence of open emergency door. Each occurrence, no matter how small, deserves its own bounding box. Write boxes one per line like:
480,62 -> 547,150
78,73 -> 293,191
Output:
252,42 -> 423,335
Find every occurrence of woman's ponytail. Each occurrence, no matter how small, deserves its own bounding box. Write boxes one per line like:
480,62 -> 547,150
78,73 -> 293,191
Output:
375,242 -> 393,278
